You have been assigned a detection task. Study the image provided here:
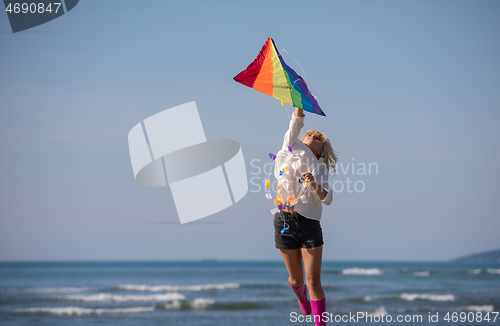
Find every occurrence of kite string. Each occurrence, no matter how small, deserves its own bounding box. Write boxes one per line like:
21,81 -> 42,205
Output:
281,49 -> 307,82
290,78 -> 318,101
281,48 -> 319,101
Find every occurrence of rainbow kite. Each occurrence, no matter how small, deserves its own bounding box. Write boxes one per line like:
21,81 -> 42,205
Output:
234,38 -> 325,116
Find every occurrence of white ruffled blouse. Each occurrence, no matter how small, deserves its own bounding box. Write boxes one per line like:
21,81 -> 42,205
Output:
274,114 -> 333,221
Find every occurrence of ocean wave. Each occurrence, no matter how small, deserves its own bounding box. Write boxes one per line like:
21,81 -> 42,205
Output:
161,297 -> 216,310
342,295 -> 376,303
413,271 -> 430,277
241,284 -> 285,289
216,301 -> 263,310
460,305 -> 495,312
191,298 -> 216,309
5,287 -> 93,294
369,306 -> 387,316
322,270 -> 342,275
11,306 -> 154,315
486,268 -> 500,274
342,268 -> 383,275
399,293 -> 455,302
159,298 -> 263,311
56,292 -> 186,302
468,269 -> 482,274
117,283 -> 239,292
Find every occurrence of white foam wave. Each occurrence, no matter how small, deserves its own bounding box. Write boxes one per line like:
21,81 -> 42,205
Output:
117,283 -> 239,292
393,308 -> 407,313
468,269 -> 481,274
191,298 -> 216,309
12,306 -> 154,315
363,296 -> 375,302
486,268 -> 500,274
413,271 -> 430,277
400,293 -> 455,302
368,306 -> 387,316
162,298 -> 216,310
342,268 -> 383,275
163,300 -> 182,310
58,292 -> 185,302
462,305 -> 494,312
21,287 -> 92,293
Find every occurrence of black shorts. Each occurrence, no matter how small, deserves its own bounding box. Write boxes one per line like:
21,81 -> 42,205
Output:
274,211 -> 324,250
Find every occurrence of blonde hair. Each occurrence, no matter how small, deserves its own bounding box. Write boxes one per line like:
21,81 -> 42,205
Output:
301,129 -> 338,174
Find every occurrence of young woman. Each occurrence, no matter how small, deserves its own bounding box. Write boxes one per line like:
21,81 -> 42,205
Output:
274,107 -> 337,326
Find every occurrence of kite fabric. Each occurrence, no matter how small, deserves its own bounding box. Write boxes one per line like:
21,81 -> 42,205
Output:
233,38 -> 326,117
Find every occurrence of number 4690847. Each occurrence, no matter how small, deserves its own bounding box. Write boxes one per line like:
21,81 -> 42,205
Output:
5,3 -> 62,14
444,312 -> 498,323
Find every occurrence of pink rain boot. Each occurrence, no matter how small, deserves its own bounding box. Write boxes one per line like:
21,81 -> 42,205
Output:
288,281 -> 311,315
311,298 -> 326,326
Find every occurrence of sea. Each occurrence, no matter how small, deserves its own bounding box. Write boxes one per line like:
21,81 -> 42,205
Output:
0,261 -> 499,325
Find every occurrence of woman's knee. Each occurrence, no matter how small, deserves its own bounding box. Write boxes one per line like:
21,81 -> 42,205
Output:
288,277 -> 304,288
306,275 -> 321,289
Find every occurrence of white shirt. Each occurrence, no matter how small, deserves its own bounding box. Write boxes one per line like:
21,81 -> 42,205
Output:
274,114 -> 333,221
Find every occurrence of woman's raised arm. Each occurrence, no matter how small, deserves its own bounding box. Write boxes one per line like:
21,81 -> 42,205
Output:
283,107 -> 305,148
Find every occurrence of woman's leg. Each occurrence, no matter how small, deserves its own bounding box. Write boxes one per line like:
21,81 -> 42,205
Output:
303,245 -> 326,325
301,245 -> 324,300
279,249 -> 303,287
280,248 -> 312,315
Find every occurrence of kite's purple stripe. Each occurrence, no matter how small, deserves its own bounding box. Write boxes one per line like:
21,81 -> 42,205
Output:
271,41 -> 309,108
272,41 -> 325,116
280,57 -> 316,114
282,60 -> 324,116
274,53 -> 309,108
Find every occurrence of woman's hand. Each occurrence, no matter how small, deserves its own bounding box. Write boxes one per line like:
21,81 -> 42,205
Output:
301,172 -> 315,183
294,107 -> 304,117
302,172 -> 328,200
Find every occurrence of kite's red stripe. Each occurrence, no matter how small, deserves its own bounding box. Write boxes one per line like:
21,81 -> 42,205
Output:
233,39 -> 270,89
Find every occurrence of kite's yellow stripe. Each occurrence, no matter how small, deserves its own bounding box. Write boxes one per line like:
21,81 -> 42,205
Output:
270,43 -> 293,105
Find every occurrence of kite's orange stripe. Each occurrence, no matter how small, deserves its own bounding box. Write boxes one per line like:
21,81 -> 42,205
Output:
252,39 -> 274,96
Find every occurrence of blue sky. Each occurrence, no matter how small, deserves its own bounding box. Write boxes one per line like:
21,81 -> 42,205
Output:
0,0 -> 499,261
